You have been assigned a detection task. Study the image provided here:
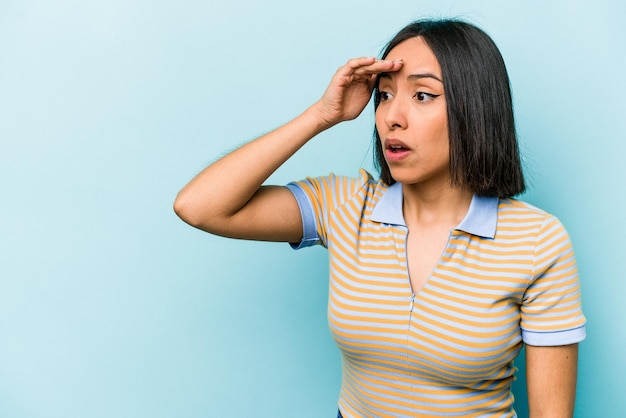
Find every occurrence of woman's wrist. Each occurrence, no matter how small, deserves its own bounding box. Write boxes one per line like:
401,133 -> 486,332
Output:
303,101 -> 339,134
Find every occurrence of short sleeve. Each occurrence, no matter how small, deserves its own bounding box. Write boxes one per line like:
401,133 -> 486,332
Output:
285,183 -> 320,249
285,170 -> 374,250
521,215 -> 586,346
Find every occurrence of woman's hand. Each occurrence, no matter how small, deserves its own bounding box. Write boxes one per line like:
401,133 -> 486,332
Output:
314,57 -> 403,128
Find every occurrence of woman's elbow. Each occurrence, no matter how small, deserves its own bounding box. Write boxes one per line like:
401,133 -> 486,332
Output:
173,191 -> 205,228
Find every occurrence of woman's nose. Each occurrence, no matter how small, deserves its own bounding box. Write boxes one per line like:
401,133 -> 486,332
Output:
383,96 -> 408,129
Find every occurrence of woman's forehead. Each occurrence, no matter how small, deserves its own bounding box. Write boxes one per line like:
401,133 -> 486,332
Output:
384,37 -> 442,80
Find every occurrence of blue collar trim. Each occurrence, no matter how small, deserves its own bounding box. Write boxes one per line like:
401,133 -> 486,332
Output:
370,183 -> 498,238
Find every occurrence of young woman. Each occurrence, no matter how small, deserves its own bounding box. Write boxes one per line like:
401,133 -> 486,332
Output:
174,19 -> 585,418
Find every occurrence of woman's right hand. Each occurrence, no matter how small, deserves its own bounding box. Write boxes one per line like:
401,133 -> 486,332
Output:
314,57 -> 403,128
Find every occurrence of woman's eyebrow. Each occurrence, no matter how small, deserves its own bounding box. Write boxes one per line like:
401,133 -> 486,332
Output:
379,72 -> 443,83
408,73 -> 443,83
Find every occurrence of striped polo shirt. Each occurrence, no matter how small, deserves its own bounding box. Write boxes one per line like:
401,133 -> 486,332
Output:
286,169 -> 586,417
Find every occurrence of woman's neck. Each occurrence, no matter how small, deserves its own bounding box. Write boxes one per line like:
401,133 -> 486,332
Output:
401,181 -> 473,228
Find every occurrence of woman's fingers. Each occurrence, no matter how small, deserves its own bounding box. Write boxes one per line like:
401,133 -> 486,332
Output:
315,57 -> 404,125
340,57 -> 403,79
345,56 -> 376,70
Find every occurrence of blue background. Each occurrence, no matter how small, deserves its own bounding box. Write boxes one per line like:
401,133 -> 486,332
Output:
1,1 -> 624,417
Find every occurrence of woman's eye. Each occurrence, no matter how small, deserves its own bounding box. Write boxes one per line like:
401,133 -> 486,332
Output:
415,92 -> 440,102
378,91 -> 392,102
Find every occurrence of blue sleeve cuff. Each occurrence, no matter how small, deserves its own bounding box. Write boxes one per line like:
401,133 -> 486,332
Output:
522,325 -> 586,346
285,183 -> 320,249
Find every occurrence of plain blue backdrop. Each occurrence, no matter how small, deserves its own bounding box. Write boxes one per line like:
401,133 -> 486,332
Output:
1,0 -> 624,417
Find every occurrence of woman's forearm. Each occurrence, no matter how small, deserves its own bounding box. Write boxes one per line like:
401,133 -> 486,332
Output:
173,103 -> 330,233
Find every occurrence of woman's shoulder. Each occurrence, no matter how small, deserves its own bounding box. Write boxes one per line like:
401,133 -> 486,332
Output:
497,197 -> 569,232
498,197 -> 547,214
288,169 -> 389,208
294,169 -> 387,192
317,168 -> 381,184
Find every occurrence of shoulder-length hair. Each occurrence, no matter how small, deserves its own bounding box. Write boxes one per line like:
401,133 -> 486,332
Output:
373,19 -> 525,198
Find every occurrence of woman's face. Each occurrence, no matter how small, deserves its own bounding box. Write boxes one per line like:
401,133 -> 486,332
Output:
375,37 -> 449,188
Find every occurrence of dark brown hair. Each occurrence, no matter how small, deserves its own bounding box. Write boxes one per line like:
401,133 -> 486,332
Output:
374,19 -> 525,198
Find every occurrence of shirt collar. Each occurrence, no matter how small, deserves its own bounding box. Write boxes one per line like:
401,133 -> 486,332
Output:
370,182 -> 498,239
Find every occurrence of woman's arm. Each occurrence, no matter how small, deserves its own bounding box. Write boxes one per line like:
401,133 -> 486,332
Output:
173,57 -> 402,241
526,343 -> 579,418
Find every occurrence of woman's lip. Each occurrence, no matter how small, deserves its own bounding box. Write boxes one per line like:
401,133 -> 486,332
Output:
384,139 -> 411,162
383,138 -> 412,162
384,138 -> 410,150
385,148 -> 411,162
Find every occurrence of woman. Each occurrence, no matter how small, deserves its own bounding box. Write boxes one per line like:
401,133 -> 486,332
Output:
174,19 -> 585,417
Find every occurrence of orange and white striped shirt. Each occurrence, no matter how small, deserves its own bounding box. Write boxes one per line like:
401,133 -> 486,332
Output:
286,170 -> 585,417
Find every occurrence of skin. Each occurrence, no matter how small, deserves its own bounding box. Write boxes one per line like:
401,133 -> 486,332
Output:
174,36 -> 578,417
526,343 -> 579,418
375,37 -> 473,292
376,37 -> 451,191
